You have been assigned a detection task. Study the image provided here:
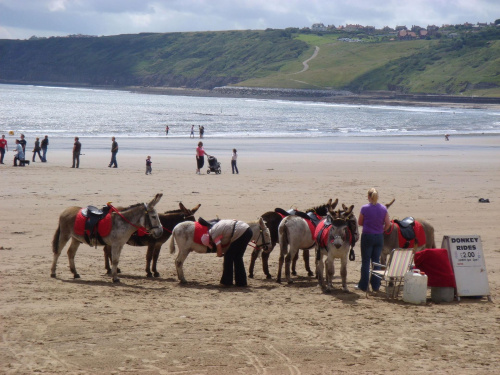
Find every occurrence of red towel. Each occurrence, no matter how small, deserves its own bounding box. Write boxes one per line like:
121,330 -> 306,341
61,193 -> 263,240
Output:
73,209 -> 112,238
396,220 -> 426,248
314,220 -> 329,247
193,222 -> 209,245
414,248 -> 456,288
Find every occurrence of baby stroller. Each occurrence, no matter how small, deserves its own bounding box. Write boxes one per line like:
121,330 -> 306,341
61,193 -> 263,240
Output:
207,155 -> 221,174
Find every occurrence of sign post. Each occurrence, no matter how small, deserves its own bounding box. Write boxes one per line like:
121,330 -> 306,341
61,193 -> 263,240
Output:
441,235 -> 491,302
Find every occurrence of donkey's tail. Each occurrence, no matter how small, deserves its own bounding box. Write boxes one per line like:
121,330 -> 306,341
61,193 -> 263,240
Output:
278,222 -> 289,256
169,234 -> 176,254
52,226 -> 61,254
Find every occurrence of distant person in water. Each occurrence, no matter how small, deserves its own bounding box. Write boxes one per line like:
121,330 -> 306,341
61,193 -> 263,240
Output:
190,125 -> 194,138
72,137 -> 81,168
145,156 -> 152,175
166,126 -> 169,136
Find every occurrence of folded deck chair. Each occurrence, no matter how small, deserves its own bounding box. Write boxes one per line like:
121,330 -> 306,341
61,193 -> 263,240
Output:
370,248 -> 414,298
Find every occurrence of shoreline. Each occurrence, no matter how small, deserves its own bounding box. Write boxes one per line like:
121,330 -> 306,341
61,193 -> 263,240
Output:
5,135 -> 499,156
2,80 -> 499,109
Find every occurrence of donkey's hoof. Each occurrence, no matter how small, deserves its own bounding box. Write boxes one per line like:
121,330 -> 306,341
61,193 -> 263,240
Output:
50,273 -> 56,278
179,279 -> 188,284
249,273 -> 254,279
287,280 -> 294,285
113,278 -> 121,283
307,271 -> 314,277
74,274 -> 80,279
146,273 -> 153,278
106,270 -> 112,275
154,272 -> 160,278
266,274 -> 272,280
292,271 -> 297,276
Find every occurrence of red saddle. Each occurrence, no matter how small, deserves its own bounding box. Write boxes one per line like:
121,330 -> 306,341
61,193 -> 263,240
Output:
74,209 -> 112,238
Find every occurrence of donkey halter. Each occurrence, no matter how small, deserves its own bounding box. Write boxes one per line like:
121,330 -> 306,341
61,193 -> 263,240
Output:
329,217 -> 350,243
143,203 -> 162,234
252,228 -> 271,252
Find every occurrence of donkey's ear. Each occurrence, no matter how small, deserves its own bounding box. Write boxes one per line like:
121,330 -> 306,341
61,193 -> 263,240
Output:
327,198 -> 332,206
385,198 -> 395,209
342,203 -> 348,211
344,205 -> 354,217
148,193 -> 163,208
330,198 -> 338,210
259,216 -> 266,228
190,204 -> 201,214
179,202 -> 187,212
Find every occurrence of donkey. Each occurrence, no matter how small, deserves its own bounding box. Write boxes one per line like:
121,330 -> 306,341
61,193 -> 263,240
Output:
169,217 -> 271,284
51,193 -> 163,283
381,199 -> 436,264
103,202 -> 201,277
277,199 -> 336,284
315,204 -> 357,292
248,210 -> 312,280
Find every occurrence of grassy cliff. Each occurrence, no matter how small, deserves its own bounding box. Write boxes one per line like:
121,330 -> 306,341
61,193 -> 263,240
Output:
0,30 -> 308,89
0,28 -> 499,96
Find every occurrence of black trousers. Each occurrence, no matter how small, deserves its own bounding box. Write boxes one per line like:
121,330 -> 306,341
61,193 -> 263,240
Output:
220,227 -> 253,286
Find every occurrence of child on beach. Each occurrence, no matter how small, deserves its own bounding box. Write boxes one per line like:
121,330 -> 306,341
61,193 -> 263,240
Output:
145,156 -> 152,175
231,148 -> 239,174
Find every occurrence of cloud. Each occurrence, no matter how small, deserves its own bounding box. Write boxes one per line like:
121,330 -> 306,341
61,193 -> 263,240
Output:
0,0 -> 498,39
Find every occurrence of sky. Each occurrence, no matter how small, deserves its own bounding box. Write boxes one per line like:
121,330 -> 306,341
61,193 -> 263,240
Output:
0,0 -> 499,40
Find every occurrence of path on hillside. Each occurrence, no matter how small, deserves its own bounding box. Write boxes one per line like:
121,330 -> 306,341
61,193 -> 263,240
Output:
293,46 -> 320,74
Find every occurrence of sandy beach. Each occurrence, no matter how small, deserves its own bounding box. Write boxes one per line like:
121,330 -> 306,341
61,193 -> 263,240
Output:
1,135 -> 499,374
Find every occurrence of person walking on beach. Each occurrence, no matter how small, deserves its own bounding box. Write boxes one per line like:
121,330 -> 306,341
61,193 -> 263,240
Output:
0,134 -> 8,164
209,219 -> 253,287
41,135 -> 48,162
72,137 -> 81,168
145,156 -> 152,175
356,188 -> 391,292
231,148 -> 239,174
190,125 -> 194,138
19,134 -> 26,154
196,141 -> 207,174
165,126 -> 169,136
32,137 -> 43,162
108,137 -> 118,168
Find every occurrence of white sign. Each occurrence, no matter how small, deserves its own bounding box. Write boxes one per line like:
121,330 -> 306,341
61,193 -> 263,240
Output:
441,235 -> 491,301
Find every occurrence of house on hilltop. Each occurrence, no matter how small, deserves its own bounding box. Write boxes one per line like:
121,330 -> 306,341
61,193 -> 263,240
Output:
311,23 -> 327,32
344,24 -> 364,31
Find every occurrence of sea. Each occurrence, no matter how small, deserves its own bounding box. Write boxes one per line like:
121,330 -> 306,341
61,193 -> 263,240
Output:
1,83 -> 499,139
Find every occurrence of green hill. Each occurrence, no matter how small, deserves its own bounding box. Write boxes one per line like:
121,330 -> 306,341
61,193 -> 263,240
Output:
0,28 -> 499,96
0,30 -> 308,89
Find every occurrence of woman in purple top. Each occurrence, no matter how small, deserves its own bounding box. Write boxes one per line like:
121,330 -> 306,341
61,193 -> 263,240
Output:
357,188 -> 391,292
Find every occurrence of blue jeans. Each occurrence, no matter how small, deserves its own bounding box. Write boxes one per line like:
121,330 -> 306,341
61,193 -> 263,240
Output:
231,160 -> 239,174
41,147 -> 47,162
109,152 -> 118,167
358,233 -> 383,291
